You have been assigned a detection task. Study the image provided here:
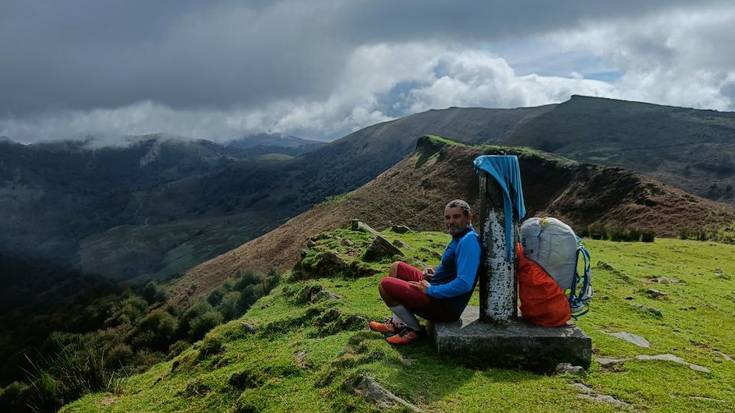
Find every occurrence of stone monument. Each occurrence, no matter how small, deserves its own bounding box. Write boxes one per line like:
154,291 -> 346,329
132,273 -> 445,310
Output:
429,155 -> 592,371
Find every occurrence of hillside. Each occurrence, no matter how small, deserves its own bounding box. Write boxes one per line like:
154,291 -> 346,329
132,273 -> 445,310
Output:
64,229 -> 735,412
169,136 -> 735,305
0,134 -> 318,279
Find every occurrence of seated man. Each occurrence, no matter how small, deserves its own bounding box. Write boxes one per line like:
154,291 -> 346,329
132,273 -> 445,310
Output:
369,199 -> 481,344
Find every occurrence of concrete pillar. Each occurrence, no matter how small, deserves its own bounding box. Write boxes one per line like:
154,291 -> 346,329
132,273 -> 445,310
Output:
478,172 -> 517,323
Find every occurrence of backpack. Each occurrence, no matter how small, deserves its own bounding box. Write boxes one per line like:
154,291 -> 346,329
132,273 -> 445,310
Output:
516,243 -> 571,327
520,217 -> 593,318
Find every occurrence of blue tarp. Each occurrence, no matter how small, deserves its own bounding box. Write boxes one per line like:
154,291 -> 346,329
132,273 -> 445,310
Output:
473,155 -> 526,260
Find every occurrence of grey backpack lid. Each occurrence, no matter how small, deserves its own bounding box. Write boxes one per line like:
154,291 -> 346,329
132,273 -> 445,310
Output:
520,217 -> 578,290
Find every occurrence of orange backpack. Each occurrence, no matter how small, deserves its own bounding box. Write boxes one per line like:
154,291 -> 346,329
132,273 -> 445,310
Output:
516,243 -> 571,327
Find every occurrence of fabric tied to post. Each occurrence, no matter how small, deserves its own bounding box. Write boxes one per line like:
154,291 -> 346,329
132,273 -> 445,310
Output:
473,155 -> 526,260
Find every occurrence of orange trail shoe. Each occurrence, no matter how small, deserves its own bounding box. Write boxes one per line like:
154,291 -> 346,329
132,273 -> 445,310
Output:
385,327 -> 420,345
368,319 -> 397,335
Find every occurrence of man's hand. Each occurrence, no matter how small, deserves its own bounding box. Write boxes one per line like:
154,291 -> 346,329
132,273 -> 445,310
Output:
409,279 -> 430,294
422,267 -> 435,281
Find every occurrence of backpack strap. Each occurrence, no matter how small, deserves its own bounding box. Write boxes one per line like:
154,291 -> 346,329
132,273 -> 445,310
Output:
569,240 -> 593,318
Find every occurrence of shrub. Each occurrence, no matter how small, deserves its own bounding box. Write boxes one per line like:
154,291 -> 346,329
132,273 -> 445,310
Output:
166,340 -> 191,360
641,230 -> 656,242
0,381 -> 31,413
586,223 -> 605,240
141,281 -> 167,304
218,291 -> 243,321
130,309 -> 178,350
178,300 -> 214,339
207,289 -> 225,307
188,310 -> 224,340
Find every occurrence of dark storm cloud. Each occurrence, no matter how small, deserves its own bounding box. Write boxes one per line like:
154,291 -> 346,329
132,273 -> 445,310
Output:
0,0 -> 723,117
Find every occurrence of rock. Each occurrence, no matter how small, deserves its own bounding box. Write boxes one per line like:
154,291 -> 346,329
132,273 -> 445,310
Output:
306,239 -> 316,247
648,276 -> 679,284
391,225 -> 412,234
240,322 -> 256,334
632,303 -> 663,318
351,220 -> 380,236
363,235 -> 404,261
293,251 -> 350,279
399,357 -> 416,367
555,363 -> 586,376
596,357 -> 627,371
392,239 -> 407,248
714,268 -> 731,279
344,375 -> 421,412
340,238 -> 354,247
715,350 -> 735,364
569,383 -> 631,409
294,350 -> 312,369
609,332 -> 650,348
645,289 -> 667,299
635,354 -> 711,373
297,284 -> 340,303
431,307 -> 592,371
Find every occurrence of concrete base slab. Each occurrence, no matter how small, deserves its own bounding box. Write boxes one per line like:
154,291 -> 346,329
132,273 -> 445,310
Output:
429,306 -> 592,371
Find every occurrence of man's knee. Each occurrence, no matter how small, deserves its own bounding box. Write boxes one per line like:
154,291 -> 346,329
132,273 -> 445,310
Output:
378,277 -> 396,305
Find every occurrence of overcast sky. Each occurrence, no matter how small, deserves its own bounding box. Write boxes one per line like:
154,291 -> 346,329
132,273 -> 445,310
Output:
2,0 -> 734,144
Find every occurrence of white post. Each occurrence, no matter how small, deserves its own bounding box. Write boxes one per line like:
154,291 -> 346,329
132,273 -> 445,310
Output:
478,172 -> 517,323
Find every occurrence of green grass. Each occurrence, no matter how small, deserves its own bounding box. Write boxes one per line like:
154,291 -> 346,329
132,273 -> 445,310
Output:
63,230 -> 735,412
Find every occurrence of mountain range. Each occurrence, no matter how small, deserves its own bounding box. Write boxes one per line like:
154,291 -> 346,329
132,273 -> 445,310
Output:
1,96 -> 734,285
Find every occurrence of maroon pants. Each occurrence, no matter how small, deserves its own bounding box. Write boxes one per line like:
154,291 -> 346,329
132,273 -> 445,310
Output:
380,262 -> 460,322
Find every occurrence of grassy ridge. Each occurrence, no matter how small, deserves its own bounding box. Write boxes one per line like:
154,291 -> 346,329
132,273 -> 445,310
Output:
63,229 -> 735,412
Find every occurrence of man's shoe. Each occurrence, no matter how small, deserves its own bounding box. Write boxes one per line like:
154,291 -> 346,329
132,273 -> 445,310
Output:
385,327 -> 420,345
368,319 -> 396,335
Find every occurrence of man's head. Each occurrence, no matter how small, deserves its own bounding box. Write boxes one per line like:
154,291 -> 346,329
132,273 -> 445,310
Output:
444,199 -> 472,237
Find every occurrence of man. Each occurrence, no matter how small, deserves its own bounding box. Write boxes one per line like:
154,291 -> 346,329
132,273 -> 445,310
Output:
368,199 -> 481,344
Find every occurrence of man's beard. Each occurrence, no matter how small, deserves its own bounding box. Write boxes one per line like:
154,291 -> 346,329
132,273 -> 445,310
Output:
447,224 -> 466,235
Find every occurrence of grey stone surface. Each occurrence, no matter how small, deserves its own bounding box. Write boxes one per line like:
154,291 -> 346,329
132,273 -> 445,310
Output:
363,235 -> 404,261
344,375 -> 421,412
609,331 -> 650,348
596,357 -> 627,371
555,363 -> 586,376
635,354 -> 711,373
391,224 -> 412,234
351,219 -> 380,236
429,306 -> 592,371
570,383 -> 631,409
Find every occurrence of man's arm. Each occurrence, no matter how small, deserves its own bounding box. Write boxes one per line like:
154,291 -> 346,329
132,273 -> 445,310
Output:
425,235 -> 480,299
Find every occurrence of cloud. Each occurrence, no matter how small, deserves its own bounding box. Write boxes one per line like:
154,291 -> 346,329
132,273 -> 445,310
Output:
1,1 -> 733,143
545,5 -> 735,110
0,44 -> 614,143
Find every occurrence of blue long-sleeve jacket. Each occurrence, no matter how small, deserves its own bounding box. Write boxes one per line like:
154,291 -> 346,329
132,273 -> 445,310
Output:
426,228 -> 481,314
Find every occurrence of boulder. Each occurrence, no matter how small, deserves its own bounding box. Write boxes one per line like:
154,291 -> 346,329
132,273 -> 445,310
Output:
343,375 -> 421,412
635,354 -> 711,373
363,235 -> 404,261
555,363 -> 586,376
596,357 -> 626,371
645,288 -> 667,299
391,225 -> 412,234
351,219 -> 380,236
609,332 -> 650,348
